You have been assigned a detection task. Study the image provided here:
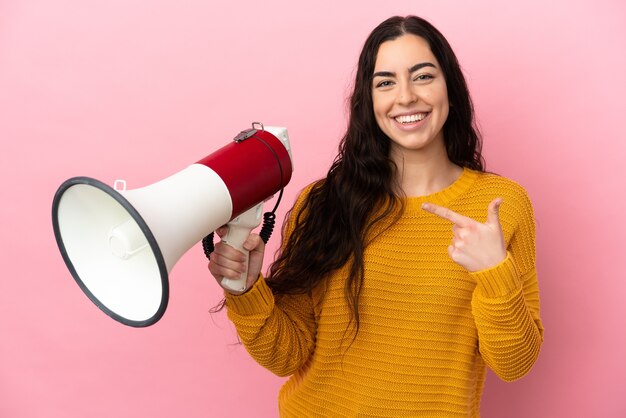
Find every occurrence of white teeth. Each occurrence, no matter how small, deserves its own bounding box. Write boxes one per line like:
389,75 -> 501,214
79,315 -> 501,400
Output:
395,113 -> 427,123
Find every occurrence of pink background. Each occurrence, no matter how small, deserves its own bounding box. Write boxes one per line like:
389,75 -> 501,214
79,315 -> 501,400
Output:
1,1 -> 625,417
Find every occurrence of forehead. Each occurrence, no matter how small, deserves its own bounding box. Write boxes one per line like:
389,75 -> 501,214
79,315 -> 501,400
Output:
374,34 -> 439,71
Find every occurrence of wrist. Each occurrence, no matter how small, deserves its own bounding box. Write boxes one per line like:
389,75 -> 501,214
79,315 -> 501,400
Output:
221,274 -> 260,296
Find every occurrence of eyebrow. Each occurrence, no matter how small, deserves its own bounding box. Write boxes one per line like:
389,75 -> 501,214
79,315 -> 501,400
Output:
372,62 -> 437,78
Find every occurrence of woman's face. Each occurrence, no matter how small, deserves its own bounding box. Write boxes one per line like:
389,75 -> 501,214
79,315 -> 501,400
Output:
371,34 -> 449,159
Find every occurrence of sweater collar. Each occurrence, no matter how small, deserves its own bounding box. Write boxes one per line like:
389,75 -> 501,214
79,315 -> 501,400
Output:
403,167 -> 479,208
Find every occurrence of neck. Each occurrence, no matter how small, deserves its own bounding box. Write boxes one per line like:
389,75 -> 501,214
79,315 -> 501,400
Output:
391,142 -> 463,197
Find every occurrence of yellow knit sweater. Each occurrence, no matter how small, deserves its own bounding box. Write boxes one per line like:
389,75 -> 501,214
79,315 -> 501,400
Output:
225,168 -> 544,417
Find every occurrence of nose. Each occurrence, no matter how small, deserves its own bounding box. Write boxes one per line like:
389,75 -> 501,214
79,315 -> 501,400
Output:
396,79 -> 417,106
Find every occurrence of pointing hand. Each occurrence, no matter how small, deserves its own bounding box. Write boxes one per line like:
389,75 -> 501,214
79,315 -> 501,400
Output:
421,199 -> 506,272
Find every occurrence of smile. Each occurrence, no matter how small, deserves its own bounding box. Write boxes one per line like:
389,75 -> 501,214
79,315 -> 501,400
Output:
393,113 -> 428,124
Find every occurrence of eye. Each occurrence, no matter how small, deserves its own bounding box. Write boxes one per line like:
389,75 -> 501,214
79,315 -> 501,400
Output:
375,79 -> 394,89
414,74 -> 434,82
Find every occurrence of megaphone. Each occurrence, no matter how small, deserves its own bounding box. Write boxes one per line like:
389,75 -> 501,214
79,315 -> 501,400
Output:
52,123 -> 293,327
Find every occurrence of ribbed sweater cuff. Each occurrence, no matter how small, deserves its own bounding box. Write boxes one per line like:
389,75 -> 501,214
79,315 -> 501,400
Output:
470,252 -> 522,298
225,275 -> 274,316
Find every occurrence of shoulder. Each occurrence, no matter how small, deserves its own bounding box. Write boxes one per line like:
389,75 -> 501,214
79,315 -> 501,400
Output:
282,179 -> 325,230
474,170 -> 528,194
292,180 -> 323,210
471,171 -> 533,209
457,170 -> 535,228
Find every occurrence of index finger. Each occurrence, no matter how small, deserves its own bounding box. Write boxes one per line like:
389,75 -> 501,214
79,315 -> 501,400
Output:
215,225 -> 228,238
421,202 -> 474,226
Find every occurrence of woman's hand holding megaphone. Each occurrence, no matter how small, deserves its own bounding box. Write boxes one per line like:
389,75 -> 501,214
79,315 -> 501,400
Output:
208,226 -> 266,295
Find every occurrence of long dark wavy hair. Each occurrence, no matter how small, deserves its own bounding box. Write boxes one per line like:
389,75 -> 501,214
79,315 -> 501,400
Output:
266,16 -> 484,336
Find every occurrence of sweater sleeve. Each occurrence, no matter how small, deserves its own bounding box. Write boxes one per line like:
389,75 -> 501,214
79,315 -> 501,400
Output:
224,185 -> 318,377
469,187 -> 544,382
225,276 -> 317,377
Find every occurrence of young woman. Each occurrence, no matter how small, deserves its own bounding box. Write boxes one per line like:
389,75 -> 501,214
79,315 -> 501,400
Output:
208,15 -> 543,417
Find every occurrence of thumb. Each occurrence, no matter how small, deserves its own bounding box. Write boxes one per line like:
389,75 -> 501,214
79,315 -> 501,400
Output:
486,198 -> 503,226
243,234 -> 264,252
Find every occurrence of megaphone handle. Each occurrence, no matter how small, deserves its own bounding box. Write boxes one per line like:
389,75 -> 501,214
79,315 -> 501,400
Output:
220,203 -> 263,294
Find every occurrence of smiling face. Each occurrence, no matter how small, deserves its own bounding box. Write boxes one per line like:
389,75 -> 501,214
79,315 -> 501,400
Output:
372,34 -> 450,161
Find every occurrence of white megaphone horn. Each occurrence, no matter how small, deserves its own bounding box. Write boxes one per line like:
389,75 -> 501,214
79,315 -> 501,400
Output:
52,122 -> 293,327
